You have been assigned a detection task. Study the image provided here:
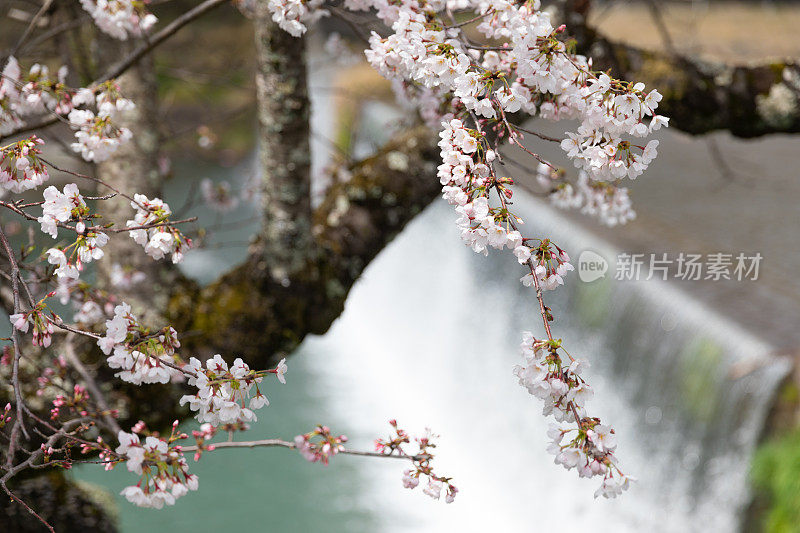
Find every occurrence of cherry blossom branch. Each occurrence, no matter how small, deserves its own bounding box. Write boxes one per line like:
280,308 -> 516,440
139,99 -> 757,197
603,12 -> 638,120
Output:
39,158 -> 138,204
494,99 -> 556,170
509,124 -> 563,143
180,438 -> 425,461
0,222 -> 30,466
1,0 -> 232,140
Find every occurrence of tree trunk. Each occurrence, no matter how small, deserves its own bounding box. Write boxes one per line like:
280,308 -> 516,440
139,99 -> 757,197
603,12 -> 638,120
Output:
253,4 -> 314,282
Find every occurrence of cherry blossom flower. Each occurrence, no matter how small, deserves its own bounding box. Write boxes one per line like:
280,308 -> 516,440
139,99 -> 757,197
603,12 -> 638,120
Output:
516,332 -> 630,497
200,178 -> 240,213
127,194 -> 191,263
79,0 -> 158,40
179,354 -> 281,426
115,426 -> 198,509
0,137 -> 48,193
98,303 -> 182,385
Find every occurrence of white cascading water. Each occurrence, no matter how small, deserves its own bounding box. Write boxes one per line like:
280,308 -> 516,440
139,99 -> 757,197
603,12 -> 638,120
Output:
287,186 -> 790,532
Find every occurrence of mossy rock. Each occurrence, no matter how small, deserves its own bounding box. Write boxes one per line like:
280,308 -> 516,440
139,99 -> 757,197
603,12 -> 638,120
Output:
2,471 -> 118,532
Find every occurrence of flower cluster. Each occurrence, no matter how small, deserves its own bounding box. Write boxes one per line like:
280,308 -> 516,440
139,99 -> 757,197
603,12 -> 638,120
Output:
439,120 -> 574,289
264,0 -> 327,37
0,403 -> 11,429
98,302 -> 183,385
294,425 -> 347,464
116,423 -> 199,509
375,420 -> 457,503
361,0 -> 666,221
200,178 -> 239,213
0,56 -> 134,162
0,57 -> 24,135
50,384 -> 90,420
10,302 -> 55,347
46,228 -> 109,280
69,82 -> 135,162
179,355 -> 287,426
514,332 -> 631,497
80,0 -> 158,40
0,57 -> 71,135
38,183 -> 89,238
543,166 -> 636,227
0,137 -> 48,193
438,120 -> 522,252
127,194 -> 191,263
519,239 -> 574,291
547,423 -> 633,498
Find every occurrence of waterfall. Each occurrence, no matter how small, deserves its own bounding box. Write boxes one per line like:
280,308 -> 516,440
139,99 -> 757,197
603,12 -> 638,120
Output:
70,158 -> 791,533
293,191 -> 790,532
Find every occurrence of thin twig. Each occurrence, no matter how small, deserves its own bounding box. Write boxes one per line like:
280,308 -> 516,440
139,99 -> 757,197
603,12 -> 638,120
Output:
181,438 -> 424,461
63,335 -> 122,434
0,222 -> 30,467
9,0 -> 56,59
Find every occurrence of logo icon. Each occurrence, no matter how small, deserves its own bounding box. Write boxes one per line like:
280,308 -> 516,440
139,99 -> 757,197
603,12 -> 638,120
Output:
578,250 -> 608,283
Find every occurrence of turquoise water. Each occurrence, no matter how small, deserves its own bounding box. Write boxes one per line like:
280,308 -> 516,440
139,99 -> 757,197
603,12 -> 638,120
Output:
73,343 -> 381,533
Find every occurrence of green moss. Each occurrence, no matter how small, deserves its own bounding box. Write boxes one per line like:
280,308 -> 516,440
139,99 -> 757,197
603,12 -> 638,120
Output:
638,54 -> 689,101
752,428 -> 800,533
191,275 -> 251,336
335,104 -> 358,154
780,382 -> 800,406
768,61 -> 788,80
679,337 -> 723,422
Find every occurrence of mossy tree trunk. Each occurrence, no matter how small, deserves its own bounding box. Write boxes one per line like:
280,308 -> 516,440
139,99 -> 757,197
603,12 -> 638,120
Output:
253,5 -> 314,281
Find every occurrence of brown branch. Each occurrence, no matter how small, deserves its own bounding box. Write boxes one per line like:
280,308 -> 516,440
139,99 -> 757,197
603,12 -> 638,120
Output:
0,222 -> 30,467
0,419 -> 88,533
8,0 -> 56,59
181,437 -> 424,461
63,336 -> 122,435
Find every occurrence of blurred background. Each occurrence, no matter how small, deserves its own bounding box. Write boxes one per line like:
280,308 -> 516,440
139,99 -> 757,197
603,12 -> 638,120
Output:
3,1 -> 800,531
